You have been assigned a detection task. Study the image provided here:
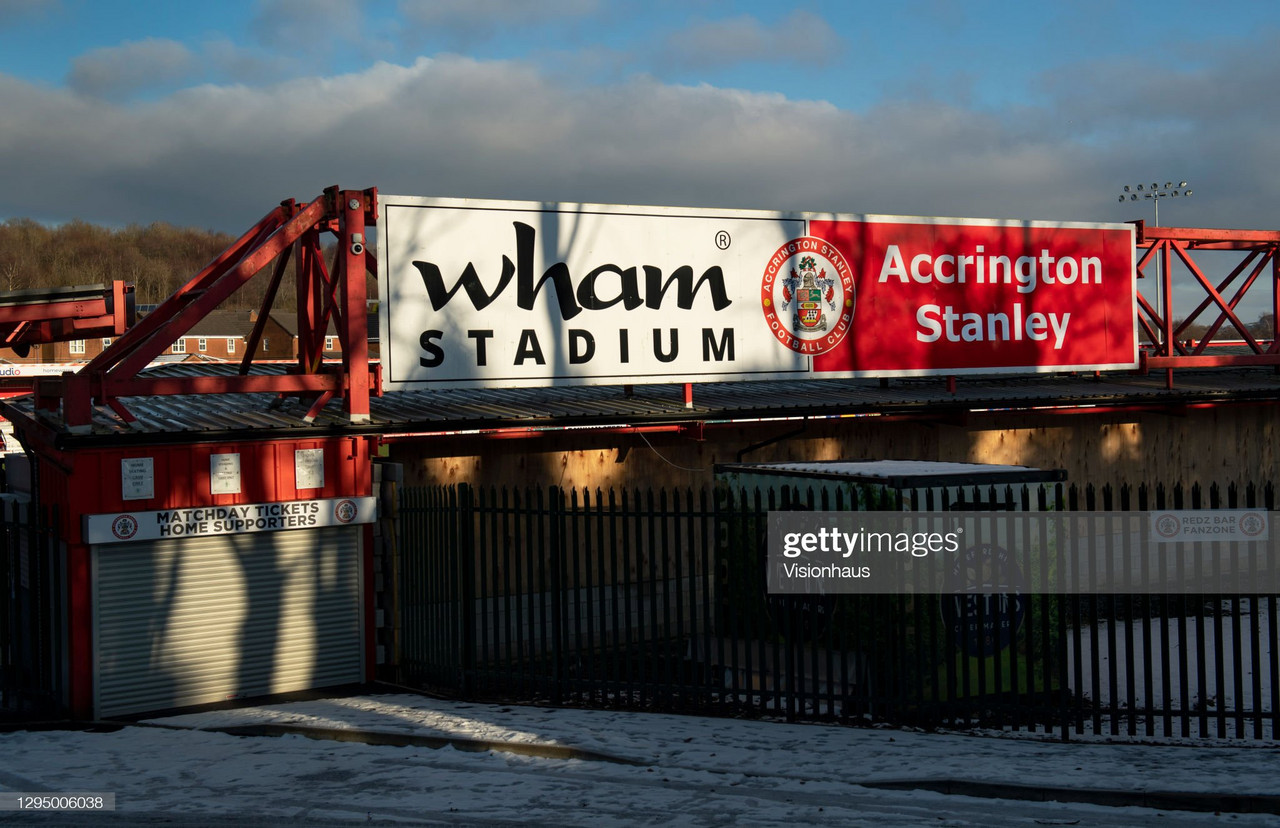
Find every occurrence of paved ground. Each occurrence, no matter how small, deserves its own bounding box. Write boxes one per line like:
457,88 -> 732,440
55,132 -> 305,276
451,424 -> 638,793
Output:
0,689 -> 1277,826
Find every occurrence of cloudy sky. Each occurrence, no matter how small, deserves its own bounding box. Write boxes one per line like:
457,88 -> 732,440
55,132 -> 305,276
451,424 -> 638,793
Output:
0,0 -> 1275,234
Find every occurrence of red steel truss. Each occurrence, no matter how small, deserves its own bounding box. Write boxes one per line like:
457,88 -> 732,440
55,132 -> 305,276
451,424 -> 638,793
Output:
33,186 -> 378,431
0,282 -> 133,355
1135,221 -> 1280,383
21,202 -> 1280,429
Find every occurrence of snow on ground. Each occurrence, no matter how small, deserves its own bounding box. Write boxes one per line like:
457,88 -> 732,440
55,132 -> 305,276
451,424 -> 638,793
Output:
1,692 -> 1278,825
1070,599 -> 1276,738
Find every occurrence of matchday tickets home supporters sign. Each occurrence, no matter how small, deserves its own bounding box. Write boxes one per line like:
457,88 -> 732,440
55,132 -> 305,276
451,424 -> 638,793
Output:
378,197 -> 1137,390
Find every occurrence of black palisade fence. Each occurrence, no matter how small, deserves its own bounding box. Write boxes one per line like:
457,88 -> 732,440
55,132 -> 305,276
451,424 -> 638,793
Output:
0,499 -> 63,717
390,481 -> 1278,740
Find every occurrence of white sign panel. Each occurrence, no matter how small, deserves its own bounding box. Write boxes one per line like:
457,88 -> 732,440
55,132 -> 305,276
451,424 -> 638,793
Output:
84,496 -> 378,544
379,196 -> 807,389
295,448 -> 325,490
121,457 -> 154,501
0,363 -> 90,377
210,453 -> 241,495
377,196 -> 1136,390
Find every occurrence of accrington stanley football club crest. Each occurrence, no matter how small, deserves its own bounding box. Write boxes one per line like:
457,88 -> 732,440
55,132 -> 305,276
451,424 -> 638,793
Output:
784,255 -> 834,331
761,237 -> 855,355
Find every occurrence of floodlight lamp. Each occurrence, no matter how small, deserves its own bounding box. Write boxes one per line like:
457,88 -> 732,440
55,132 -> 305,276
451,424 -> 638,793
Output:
1137,184 -> 1144,190
1179,181 -> 1188,187
1165,181 -> 1172,189
1186,190 -> 1193,196
1124,185 -> 1131,192
1118,195 -> 1125,202
1151,182 -> 1158,189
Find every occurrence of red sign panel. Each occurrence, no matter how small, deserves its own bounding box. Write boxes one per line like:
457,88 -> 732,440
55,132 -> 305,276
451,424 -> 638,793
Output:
802,219 -> 1136,374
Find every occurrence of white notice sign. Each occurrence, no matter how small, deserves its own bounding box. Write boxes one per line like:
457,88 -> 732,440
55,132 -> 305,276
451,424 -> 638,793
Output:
84,496 -> 378,544
121,457 -> 154,500
295,448 -> 325,490
210,454 -> 241,495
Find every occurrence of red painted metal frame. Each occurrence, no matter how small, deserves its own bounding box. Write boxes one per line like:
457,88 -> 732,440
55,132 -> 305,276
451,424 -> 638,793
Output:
1134,222 -> 1280,381
32,187 -> 379,430
18,206 -> 1280,430
0,282 -> 132,351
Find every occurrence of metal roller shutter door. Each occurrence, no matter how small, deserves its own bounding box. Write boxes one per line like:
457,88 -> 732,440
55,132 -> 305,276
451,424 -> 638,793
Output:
93,526 -> 363,718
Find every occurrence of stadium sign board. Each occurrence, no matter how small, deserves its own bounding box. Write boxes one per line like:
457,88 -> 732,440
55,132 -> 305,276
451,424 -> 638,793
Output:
377,196 -> 1137,390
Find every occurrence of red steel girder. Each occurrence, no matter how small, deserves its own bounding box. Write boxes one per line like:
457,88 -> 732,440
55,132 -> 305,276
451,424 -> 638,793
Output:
0,297 -> 110,325
241,240 -> 294,374
0,282 -> 132,348
50,187 -> 378,430
1137,223 -> 1280,249
1182,249 -> 1273,354
339,192 -> 371,423
1169,239 -> 1259,348
82,203 -> 294,376
1144,353 -> 1280,368
96,372 -> 347,398
1133,221 -> 1280,377
113,198 -> 328,379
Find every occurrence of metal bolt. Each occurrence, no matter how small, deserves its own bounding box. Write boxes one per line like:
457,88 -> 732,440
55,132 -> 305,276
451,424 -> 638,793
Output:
348,199 -> 360,211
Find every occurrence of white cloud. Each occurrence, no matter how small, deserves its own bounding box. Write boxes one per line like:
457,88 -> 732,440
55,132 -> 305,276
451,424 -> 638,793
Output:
0,56 -> 1073,229
0,0 -> 59,28
0,32 -> 1276,236
66,38 -> 195,100
1031,29 -> 1280,225
250,0 -> 365,52
398,0 -> 600,42
659,10 -> 843,71
201,38 -> 296,86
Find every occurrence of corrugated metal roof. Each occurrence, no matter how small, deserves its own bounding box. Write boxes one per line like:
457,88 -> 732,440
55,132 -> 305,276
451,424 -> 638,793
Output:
715,460 -> 1067,488
4,364 -> 1280,447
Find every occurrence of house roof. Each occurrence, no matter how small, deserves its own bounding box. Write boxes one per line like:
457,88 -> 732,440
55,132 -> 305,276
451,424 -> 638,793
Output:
173,309 -> 255,338
263,312 -> 341,338
122,309 -> 369,342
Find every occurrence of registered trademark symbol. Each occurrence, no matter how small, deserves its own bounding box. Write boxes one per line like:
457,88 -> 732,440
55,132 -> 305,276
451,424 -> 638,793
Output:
715,230 -> 731,250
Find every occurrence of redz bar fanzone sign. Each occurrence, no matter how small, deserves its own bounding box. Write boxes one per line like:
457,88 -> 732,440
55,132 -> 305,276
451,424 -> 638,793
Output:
378,197 -> 1137,389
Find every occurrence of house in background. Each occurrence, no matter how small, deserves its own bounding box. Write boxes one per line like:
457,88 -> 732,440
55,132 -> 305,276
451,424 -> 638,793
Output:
254,311 -> 325,360
0,306 -> 379,367
252,310 -> 380,361
173,309 -> 254,361
0,309 -> 253,365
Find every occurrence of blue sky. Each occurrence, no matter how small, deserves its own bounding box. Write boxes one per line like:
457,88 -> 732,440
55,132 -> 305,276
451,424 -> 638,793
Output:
0,0 -> 1276,236
2,1 -> 1256,112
